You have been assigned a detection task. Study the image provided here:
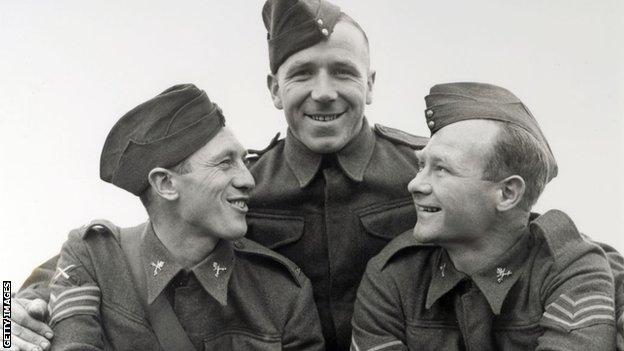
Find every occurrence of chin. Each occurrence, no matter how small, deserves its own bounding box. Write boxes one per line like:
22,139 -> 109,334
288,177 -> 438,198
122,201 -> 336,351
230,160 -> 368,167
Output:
303,136 -> 348,154
412,225 -> 437,244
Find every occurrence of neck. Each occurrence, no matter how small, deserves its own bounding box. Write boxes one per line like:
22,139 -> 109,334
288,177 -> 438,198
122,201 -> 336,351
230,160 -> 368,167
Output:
445,212 -> 529,275
150,213 -> 219,268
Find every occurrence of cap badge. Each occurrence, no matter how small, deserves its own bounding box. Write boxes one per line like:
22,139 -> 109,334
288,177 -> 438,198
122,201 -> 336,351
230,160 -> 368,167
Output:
213,262 -> 227,278
496,267 -> 512,283
151,260 -> 165,276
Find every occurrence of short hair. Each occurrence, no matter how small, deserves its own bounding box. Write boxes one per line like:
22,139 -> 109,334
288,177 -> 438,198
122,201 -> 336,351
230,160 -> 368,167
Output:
482,122 -> 550,210
338,13 -> 370,54
139,158 -> 193,209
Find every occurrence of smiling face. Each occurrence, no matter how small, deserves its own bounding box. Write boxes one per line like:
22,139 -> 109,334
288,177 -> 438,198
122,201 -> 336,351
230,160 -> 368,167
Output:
268,20 -> 375,154
174,127 -> 255,240
408,120 -> 503,247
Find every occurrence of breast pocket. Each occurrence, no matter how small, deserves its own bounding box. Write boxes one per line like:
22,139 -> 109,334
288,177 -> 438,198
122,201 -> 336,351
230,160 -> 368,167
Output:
406,319 -> 461,350
246,212 -> 304,250
493,320 -> 542,350
356,198 -> 417,259
203,330 -> 282,351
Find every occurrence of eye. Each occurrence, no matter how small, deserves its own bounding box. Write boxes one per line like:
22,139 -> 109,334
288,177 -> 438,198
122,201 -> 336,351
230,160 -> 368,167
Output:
334,68 -> 357,78
218,159 -> 233,168
289,69 -> 313,80
435,165 -> 448,174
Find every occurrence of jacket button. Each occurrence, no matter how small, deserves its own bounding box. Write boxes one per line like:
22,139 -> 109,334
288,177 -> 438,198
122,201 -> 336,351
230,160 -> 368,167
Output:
428,120 -> 435,129
426,109 -> 434,118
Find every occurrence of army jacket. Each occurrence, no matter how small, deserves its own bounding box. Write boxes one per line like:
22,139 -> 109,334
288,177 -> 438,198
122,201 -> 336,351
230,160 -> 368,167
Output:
47,221 -> 324,351
245,119 -> 427,350
351,210 -> 616,351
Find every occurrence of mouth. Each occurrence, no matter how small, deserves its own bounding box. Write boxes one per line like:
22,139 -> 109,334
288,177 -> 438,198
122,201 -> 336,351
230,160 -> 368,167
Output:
227,197 -> 249,212
304,111 -> 345,122
417,205 -> 441,213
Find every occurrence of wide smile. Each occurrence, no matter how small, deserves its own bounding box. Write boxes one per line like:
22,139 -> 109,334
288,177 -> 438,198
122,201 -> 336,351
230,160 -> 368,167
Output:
227,197 -> 249,213
304,111 -> 346,122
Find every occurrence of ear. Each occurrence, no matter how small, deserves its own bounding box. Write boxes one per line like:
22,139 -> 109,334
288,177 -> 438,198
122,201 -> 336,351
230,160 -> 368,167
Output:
267,74 -> 283,110
496,175 -> 526,212
365,69 -> 376,105
147,167 -> 179,201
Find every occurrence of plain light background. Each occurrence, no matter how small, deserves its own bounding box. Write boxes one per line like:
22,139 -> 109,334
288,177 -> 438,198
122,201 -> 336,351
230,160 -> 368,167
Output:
1,0 -> 622,288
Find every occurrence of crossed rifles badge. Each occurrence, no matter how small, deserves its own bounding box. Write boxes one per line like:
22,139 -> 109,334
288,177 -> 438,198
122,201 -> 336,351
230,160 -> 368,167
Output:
496,267 -> 512,283
213,262 -> 227,278
151,260 -> 165,276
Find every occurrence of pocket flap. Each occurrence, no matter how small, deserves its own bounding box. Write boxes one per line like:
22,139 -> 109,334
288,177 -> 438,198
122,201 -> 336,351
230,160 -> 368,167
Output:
246,212 -> 304,250
357,198 -> 416,239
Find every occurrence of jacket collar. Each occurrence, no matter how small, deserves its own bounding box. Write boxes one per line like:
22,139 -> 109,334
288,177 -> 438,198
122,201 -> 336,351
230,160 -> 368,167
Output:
141,224 -> 235,306
284,118 -> 376,187
425,229 -> 532,315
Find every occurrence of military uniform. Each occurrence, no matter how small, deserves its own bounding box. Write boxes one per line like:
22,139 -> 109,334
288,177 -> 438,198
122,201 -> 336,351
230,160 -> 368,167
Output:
351,210 -> 616,351
48,221 -> 324,351
245,119 -> 427,349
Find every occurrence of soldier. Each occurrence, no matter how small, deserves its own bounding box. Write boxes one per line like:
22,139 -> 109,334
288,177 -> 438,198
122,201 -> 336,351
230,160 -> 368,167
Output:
20,84 -> 324,350
351,82 -> 617,350
11,1 -> 624,351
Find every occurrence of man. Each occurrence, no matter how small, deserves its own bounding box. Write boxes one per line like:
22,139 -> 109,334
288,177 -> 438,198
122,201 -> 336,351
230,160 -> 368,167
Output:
11,1 -> 624,350
351,82 -> 617,350
21,84 -> 324,350
244,1 -> 428,349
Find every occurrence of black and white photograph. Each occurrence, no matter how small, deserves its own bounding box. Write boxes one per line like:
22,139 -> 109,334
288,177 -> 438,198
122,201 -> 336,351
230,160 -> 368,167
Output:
1,0 -> 622,350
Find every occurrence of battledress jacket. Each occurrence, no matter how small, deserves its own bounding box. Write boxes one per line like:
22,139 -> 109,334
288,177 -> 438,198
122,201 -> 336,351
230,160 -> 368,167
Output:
46,221 -> 324,351
244,119 -> 428,350
351,210 -> 616,351
19,121 -> 624,350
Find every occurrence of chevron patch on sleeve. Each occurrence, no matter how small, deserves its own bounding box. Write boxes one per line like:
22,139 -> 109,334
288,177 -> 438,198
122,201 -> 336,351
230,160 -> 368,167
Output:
542,293 -> 615,331
48,284 -> 101,327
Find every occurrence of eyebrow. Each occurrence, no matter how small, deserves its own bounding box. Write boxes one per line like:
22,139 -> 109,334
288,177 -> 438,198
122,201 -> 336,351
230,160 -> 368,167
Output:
415,150 -> 453,166
210,146 -> 246,161
284,60 -> 314,76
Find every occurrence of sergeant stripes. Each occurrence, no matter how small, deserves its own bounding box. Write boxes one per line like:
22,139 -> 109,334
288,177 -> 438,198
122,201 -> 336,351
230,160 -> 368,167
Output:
543,294 -> 614,330
351,336 -> 404,351
48,285 -> 101,326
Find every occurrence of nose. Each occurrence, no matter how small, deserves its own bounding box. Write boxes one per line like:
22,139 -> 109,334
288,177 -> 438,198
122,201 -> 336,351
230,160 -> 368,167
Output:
233,162 -> 256,191
310,71 -> 338,103
407,169 -> 432,196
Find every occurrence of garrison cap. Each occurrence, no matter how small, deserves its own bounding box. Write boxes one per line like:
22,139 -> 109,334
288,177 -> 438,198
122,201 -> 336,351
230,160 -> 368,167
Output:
263,0 -> 342,74
424,82 -> 558,181
100,84 -> 225,195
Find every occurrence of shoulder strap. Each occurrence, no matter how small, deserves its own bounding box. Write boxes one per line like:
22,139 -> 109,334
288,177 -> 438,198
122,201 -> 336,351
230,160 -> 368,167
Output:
529,209 -> 582,260
374,123 -> 429,149
120,225 -> 196,351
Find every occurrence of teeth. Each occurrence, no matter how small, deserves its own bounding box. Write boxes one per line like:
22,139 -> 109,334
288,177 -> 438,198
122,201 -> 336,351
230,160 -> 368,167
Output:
231,200 -> 247,209
419,206 -> 440,213
307,114 -> 341,122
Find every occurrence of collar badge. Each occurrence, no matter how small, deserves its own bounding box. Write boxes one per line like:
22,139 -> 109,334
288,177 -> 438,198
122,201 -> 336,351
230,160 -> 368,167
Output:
496,267 -> 512,283
213,262 -> 227,278
151,260 -> 165,276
